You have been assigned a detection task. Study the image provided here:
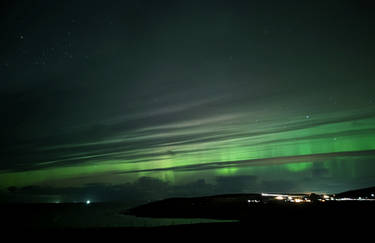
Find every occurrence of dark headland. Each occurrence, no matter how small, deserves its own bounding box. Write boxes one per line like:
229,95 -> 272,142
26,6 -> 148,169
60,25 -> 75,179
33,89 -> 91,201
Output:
124,186 -> 375,230
1,187 -> 374,238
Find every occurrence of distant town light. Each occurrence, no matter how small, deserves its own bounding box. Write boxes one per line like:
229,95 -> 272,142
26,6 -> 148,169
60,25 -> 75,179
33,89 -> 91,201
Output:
86,200 -> 91,205
275,196 -> 284,200
371,194 -> 374,197
248,199 -> 260,203
323,195 -> 330,199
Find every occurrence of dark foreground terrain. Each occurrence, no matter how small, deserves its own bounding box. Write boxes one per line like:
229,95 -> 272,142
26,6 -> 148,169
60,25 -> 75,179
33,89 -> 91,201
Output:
126,197 -> 375,221
1,187 -> 375,239
125,187 -> 375,221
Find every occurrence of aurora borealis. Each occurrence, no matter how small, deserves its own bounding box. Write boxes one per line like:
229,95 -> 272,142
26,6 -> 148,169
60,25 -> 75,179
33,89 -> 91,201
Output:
1,0 -> 375,202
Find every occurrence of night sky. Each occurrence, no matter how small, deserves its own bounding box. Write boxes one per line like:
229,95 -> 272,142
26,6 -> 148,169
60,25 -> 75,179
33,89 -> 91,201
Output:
1,0 -> 375,203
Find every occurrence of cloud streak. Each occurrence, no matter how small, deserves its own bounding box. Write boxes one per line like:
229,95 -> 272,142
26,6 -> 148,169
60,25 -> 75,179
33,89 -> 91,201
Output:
2,105 -> 375,176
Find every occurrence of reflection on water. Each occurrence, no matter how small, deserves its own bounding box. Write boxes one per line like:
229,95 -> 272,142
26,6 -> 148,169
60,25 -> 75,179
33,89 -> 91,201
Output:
5,203 -> 233,229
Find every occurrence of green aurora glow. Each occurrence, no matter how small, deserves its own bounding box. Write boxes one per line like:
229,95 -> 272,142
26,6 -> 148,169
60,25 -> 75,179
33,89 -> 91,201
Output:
1,1 -> 375,201
2,108 -> 375,193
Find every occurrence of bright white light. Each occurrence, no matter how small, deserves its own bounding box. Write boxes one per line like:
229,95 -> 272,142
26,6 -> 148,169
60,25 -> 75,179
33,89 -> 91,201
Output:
86,200 -> 91,205
294,199 -> 303,203
275,196 -> 284,200
323,195 -> 330,199
248,199 -> 260,203
336,198 -> 354,201
371,194 -> 374,197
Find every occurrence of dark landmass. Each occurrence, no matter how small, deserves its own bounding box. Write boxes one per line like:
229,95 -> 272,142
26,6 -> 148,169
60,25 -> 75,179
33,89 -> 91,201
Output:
125,187 -> 375,222
336,186 -> 375,198
125,193 -> 259,220
1,187 -> 374,237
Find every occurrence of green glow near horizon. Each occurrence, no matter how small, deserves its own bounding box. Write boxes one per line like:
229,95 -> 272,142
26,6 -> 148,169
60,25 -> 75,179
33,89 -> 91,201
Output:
215,167 -> 239,175
284,161 -> 314,172
1,114 -> 375,190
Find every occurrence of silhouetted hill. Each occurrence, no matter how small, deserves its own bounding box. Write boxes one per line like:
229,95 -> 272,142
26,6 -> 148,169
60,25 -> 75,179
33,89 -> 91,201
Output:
125,188 -> 375,221
336,186 -> 375,198
125,193 -> 261,220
